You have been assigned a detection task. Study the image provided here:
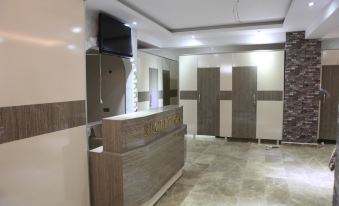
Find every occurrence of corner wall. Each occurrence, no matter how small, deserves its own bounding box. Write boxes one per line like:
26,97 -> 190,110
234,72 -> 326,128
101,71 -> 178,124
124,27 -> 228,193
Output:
283,31 -> 322,143
0,1 -> 89,205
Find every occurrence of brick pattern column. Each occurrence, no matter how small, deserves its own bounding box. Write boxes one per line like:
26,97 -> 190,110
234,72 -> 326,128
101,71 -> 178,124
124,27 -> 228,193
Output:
283,31 -> 321,143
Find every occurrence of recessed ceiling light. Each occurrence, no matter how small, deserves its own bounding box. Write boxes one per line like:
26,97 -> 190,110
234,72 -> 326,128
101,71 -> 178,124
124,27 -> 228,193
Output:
71,27 -> 82,33
133,21 -> 137,25
67,44 -> 76,50
308,2 -> 315,7
191,35 -> 195,39
124,23 -> 130,27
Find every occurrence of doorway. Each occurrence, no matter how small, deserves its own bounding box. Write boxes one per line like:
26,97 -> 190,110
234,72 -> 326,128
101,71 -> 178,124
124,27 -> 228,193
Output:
149,68 -> 159,109
232,66 -> 257,139
197,68 -> 220,136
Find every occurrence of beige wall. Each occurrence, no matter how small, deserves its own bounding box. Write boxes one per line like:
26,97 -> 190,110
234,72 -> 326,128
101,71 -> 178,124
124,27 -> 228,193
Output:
322,50 -> 339,65
179,51 -> 284,140
0,1 -> 89,206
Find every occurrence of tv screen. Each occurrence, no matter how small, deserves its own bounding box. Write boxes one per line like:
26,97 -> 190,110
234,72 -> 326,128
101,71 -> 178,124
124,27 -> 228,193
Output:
98,13 -> 133,57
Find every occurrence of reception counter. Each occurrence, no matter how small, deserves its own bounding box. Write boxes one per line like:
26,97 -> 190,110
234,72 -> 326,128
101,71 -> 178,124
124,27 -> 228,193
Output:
89,106 -> 186,206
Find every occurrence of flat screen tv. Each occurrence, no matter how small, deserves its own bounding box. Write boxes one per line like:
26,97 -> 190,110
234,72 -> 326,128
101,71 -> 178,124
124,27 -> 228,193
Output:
98,13 -> 133,57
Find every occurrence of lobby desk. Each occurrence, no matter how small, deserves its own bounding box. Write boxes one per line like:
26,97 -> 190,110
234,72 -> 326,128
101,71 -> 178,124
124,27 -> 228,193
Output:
89,106 -> 186,206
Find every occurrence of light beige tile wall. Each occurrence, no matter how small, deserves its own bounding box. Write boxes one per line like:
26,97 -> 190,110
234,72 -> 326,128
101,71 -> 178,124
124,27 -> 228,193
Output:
0,1 -> 89,205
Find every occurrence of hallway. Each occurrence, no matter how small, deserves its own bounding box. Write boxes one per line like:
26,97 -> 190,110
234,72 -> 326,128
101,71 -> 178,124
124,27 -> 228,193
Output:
156,136 -> 334,206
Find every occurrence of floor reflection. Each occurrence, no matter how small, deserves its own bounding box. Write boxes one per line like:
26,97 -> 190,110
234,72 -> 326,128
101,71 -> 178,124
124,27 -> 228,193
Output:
156,135 -> 334,206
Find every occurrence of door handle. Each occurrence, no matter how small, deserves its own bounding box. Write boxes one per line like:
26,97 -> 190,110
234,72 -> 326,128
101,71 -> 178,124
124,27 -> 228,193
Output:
198,93 -> 201,104
253,93 -> 256,105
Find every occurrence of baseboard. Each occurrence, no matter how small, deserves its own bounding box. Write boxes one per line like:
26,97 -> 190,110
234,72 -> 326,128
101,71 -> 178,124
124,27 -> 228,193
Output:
281,141 -> 319,147
141,167 -> 183,206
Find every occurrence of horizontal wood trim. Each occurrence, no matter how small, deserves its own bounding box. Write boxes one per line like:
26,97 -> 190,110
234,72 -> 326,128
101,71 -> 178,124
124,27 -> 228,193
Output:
0,100 -> 86,144
220,91 -> 232,100
257,91 -> 283,101
138,91 -> 164,102
169,89 -> 178,97
138,91 -> 149,102
180,91 -> 198,100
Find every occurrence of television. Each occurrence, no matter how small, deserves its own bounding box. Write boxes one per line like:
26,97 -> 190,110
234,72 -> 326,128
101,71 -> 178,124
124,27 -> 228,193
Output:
98,13 -> 133,57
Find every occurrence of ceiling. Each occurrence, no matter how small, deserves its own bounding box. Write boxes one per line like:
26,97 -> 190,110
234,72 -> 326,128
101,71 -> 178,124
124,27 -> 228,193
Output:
119,0 -> 291,31
86,0 -> 339,49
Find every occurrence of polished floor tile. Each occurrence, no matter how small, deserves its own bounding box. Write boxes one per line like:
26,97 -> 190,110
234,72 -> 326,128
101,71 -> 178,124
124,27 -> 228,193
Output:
156,135 -> 335,206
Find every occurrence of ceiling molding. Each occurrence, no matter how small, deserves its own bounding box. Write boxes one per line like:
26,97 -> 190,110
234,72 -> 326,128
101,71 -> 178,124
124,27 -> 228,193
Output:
170,20 -> 284,33
117,0 -> 171,31
118,0 -> 285,33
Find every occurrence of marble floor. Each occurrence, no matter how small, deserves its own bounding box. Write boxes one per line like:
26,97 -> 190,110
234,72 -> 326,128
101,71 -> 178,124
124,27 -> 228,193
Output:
156,135 -> 335,206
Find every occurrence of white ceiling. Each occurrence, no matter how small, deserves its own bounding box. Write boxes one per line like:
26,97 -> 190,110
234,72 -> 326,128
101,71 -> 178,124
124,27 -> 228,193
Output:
86,0 -> 339,49
120,0 -> 291,30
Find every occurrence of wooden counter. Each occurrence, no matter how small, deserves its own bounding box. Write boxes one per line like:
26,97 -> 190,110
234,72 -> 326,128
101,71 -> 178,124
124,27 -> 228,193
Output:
89,106 -> 186,206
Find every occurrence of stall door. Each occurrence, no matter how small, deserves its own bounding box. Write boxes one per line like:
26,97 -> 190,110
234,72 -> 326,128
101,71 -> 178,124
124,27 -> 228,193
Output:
149,68 -> 159,109
319,65 -> 339,140
197,68 -> 220,136
232,66 -> 257,138
163,70 -> 170,106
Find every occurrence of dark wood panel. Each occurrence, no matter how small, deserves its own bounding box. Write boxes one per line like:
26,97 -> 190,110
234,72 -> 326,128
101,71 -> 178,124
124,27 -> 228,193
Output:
163,70 -> 170,106
170,89 -> 178,97
232,66 -> 257,139
180,91 -> 198,100
0,100 -> 86,144
197,68 -> 220,136
220,91 -> 232,100
138,91 -> 150,102
319,65 -> 339,140
257,91 -> 283,101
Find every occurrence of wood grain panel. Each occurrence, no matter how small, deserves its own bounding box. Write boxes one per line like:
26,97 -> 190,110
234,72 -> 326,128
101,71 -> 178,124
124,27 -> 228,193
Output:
103,106 -> 183,153
0,100 -> 85,144
232,66 -> 257,139
122,127 -> 185,206
257,91 -> 283,101
90,106 -> 186,206
180,91 -> 198,100
138,91 -> 150,102
319,65 -> 339,140
198,68 -> 220,136
163,70 -> 170,106
219,91 -> 232,100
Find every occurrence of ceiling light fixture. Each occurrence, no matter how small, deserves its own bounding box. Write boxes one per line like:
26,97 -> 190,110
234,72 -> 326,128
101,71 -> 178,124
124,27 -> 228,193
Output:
133,21 -> 137,25
308,2 -> 315,7
71,27 -> 82,33
124,23 -> 130,27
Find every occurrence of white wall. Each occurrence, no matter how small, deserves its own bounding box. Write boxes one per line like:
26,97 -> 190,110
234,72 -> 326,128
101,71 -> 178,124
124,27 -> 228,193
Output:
0,1 -> 89,206
179,51 -> 284,140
